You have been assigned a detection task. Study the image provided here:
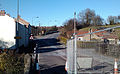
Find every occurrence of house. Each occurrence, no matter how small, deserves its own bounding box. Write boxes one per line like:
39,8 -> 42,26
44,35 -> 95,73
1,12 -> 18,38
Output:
77,30 -> 89,41
0,10 -> 16,49
15,15 -> 31,48
94,29 -> 119,44
77,29 -> 119,44
0,10 -> 31,49
102,33 -> 118,44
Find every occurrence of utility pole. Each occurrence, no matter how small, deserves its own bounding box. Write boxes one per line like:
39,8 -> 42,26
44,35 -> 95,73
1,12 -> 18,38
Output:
17,0 -> 19,31
16,0 -> 19,48
74,12 -> 77,74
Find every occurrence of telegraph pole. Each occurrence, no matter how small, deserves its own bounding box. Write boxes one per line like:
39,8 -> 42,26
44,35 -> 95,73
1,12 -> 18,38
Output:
17,0 -> 19,31
16,0 -> 19,48
74,12 -> 77,74
74,12 -> 76,36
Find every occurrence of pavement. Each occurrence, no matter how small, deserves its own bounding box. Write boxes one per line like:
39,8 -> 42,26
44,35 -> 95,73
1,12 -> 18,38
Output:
34,33 -> 67,74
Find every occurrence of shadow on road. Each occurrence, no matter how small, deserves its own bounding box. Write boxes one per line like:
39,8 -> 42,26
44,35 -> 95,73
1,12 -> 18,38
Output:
34,38 -> 65,53
40,65 -> 67,74
37,48 -> 65,53
35,38 -> 62,47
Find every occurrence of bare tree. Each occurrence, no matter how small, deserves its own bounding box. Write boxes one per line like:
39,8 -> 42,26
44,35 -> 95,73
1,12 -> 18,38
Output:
78,8 -> 96,26
118,16 -> 120,19
107,16 -> 118,25
118,16 -> 120,24
63,19 -> 82,32
78,11 -> 86,25
78,8 -> 104,26
93,15 -> 103,26
64,19 -> 74,32
85,8 -> 95,25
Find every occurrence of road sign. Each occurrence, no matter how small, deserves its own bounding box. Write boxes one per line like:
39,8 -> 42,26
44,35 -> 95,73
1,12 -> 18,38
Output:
14,36 -> 21,39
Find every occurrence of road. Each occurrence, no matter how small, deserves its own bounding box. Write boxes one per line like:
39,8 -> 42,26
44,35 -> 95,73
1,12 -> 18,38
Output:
34,33 -> 67,74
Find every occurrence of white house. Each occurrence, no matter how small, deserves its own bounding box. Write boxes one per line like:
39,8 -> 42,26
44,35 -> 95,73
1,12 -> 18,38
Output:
0,10 -> 31,49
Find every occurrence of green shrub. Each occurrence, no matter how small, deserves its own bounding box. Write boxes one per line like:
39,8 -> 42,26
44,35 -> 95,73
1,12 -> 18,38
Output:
58,36 -> 68,45
0,52 -> 24,74
77,41 -> 99,48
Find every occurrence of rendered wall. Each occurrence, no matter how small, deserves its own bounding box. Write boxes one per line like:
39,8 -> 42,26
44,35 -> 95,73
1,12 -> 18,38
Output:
0,15 -> 16,49
0,15 -> 31,49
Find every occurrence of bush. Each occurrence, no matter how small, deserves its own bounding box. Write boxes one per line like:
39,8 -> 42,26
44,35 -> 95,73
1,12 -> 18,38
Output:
95,43 -> 120,58
58,36 -> 67,45
0,52 -> 24,74
77,41 -> 100,48
77,41 -> 120,58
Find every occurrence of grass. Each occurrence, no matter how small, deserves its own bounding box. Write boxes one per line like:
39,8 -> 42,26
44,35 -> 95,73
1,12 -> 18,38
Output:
79,24 -> 120,39
81,24 -> 120,30
101,24 -> 120,27
79,26 -> 97,31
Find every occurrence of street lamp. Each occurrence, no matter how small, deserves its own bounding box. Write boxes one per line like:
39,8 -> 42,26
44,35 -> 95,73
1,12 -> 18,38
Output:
31,17 -> 39,36
39,21 -> 40,27
32,16 -> 39,26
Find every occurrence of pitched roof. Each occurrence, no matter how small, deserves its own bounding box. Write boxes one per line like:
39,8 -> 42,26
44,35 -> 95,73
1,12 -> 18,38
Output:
76,31 -> 89,37
15,16 -> 30,28
93,29 -> 118,39
93,29 -> 108,37
77,29 -> 118,39
102,34 -> 118,39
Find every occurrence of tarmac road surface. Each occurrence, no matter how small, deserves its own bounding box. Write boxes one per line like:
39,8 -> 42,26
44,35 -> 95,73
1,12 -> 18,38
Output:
34,33 -> 67,74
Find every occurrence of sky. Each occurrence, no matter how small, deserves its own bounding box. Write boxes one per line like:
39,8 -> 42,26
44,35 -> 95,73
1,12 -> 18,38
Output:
0,0 -> 120,26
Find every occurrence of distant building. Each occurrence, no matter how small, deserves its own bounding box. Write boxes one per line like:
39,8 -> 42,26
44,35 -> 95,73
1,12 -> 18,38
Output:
77,29 -> 119,44
0,10 -> 31,49
31,26 -> 57,36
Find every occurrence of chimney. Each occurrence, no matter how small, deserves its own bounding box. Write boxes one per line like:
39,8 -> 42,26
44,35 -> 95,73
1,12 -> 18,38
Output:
17,15 -> 21,19
0,10 -> 6,16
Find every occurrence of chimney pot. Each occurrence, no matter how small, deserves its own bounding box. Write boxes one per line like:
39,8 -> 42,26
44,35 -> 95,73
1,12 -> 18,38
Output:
0,10 -> 6,16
